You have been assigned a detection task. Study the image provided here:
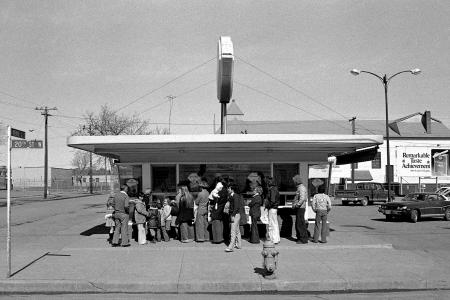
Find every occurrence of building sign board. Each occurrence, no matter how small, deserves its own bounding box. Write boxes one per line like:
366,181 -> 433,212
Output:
397,147 -> 450,177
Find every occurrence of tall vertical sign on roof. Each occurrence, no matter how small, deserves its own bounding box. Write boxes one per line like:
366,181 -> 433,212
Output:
217,36 -> 234,103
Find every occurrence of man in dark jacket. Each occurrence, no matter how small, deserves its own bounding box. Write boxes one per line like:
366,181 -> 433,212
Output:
112,185 -> 130,247
266,177 -> 280,244
225,184 -> 243,252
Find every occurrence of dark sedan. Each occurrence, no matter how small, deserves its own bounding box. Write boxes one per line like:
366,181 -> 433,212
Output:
378,192 -> 450,222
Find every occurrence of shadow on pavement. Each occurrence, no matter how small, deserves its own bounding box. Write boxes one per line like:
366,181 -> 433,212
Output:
80,223 -> 109,236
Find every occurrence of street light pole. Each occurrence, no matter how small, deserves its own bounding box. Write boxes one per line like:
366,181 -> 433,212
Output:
350,68 -> 421,202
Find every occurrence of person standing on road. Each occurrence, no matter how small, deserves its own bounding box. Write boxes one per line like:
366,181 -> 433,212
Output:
248,186 -> 262,244
112,185 -> 130,247
292,175 -> 309,244
105,193 -> 115,244
225,184 -> 243,252
266,177 -> 280,244
311,185 -> 331,243
178,184 -> 195,243
194,181 -> 210,242
209,181 -> 227,244
134,193 -> 149,245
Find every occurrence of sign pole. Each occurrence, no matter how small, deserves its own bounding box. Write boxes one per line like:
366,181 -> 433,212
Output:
6,126 -> 11,278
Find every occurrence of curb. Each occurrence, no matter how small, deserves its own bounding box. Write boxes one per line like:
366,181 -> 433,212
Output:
1,278 -> 449,294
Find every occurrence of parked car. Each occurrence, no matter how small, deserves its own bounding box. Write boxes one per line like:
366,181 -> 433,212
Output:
378,192 -> 450,223
335,182 -> 392,206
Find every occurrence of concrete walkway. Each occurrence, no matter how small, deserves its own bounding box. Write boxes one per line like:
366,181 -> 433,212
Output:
1,227 -> 449,294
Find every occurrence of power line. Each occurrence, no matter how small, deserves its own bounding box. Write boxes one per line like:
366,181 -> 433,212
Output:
234,80 -> 350,131
115,56 -> 215,113
138,80 -> 214,116
0,113 -> 41,126
0,99 -> 36,110
236,56 -> 380,135
0,90 -> 41,106
236,56 -> 350,120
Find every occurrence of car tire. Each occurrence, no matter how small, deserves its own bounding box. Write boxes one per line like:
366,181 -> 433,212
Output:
410,210 -> 419,223
444,208 -> 450,221
361,197 -> 369,206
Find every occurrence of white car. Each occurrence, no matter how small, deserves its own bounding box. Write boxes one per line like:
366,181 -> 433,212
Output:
436,187 -> 450,199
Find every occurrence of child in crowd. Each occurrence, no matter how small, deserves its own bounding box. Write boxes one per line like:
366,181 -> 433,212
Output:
148,199 -> 161,243
105,193 -> 115,243
160,198 -> 172,242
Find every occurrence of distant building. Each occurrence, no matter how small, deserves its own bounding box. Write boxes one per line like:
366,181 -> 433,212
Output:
226,109 -> 450,194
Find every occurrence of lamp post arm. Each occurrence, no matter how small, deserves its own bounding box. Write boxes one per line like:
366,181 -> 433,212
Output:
359,70 -> 383,82
387,70 -> 412,83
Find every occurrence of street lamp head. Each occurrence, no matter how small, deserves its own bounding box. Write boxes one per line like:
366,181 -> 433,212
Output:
410,68 -> 421,75
350,69 -> 361,76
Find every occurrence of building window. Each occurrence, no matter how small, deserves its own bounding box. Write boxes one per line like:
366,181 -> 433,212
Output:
371,152 -> 381,169
118,165 -> 142,196
152,165 -> 176,193
273,163 -> 299,192
179,163 -> 271,194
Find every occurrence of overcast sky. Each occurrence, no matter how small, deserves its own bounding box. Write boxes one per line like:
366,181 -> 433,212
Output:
1,0 -> 449,168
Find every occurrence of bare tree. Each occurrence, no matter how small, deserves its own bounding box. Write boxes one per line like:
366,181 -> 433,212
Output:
74,104 -> 157,136
71,150 -> 92,175
72,104 -> 169,176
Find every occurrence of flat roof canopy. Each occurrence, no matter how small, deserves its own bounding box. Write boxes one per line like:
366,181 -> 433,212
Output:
67,134 -> 383,164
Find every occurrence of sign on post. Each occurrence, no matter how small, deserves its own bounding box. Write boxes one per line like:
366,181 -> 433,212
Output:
11,128 -> 25,139
11,140 -> 43,148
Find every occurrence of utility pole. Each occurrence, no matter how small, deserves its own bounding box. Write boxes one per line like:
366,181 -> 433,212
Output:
83,124 -> 93,194
349,117 -> 356,187
35,106 -> 57,199
167,95 -> 175,134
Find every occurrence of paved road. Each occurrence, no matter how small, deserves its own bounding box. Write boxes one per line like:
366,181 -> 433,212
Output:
0,194 -> 449,295
1,194 -> 449,254
328,200 -> 450,251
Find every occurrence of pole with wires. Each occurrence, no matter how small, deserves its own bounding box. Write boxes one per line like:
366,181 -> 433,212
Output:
35,106 -> 57,199
167,95 -> 175,134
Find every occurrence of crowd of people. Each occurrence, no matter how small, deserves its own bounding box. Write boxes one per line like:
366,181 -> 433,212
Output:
105,174 -> 332,250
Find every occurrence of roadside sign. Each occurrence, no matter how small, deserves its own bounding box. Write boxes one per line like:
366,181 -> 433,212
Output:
11,128 -> 25,139
11,139 -> 43,148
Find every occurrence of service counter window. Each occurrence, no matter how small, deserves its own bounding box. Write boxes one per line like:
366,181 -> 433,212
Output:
152,165 -> 176,194
118,165 -> 142,196
179,163 -> 270,194
273,163 -> 299,207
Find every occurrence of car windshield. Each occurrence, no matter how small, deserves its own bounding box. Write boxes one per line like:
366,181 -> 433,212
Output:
403,194 -> 426,202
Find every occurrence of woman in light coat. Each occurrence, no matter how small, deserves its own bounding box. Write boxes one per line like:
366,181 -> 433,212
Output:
134,194 -> 149,245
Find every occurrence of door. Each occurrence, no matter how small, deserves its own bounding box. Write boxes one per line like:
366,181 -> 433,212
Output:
427,194 -> 445,215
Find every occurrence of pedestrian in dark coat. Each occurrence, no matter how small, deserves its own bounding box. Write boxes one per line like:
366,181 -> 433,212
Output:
225,184 -> 243,252
178,185 -> 195,243
209,182 -> 226,243
248,186 -> 262,244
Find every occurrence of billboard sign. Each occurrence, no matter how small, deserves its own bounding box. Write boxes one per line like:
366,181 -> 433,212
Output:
397,147 -> 450,177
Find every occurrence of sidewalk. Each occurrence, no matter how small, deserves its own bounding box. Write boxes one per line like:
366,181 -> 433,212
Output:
1,227 -> 449,294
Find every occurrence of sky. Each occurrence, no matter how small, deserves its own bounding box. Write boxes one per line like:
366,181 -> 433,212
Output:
0,0 -> 449,168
